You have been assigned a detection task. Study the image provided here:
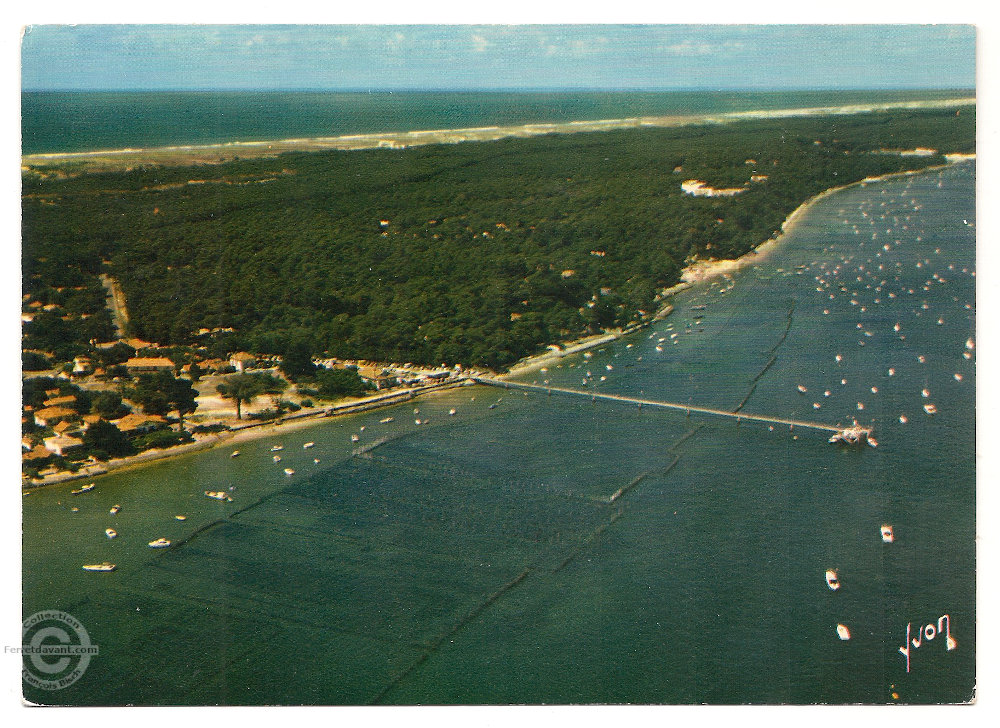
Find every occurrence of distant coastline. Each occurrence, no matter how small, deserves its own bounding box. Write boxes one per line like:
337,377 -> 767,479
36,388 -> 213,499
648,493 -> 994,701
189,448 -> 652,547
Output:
21,96 -> 974,173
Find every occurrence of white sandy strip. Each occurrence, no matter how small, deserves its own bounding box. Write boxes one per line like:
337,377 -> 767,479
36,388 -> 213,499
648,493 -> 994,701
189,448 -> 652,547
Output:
22,97 -> 975,165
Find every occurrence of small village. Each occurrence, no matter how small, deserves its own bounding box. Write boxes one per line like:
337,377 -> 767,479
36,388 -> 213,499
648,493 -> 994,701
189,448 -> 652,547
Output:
21,328 -> 466,486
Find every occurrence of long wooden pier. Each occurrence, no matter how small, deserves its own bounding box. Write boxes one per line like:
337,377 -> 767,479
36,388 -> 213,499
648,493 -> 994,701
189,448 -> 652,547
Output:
470,377 -> 844,434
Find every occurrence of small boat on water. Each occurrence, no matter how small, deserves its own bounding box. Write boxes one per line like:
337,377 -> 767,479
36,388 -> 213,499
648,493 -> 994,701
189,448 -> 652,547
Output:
284,468 -> 295,476
881,525 -> 895,543
270,445 -> 284,452
899,415 -> 908,424
231,450 -> 240,458
105,528 -> 117,539
797,385 -> 808,394
148,538 -> 171,549
71,483 -> 95,495
351,434 -> 360,442
923,403 -> 937,415
313,458 -> 320,464
449,408 -> 456,416
303,442 -> 315,449
825,569 -> 841,591
82,563 -> 116,572
837,624 -> 852,641
488,404 -> 497,410
109,504 -> 121,515
921,388 -> 930,398
273,455 -> 282,463
205,490 -> 232,501
174,515 -> 187,521
379,417 -> 394,424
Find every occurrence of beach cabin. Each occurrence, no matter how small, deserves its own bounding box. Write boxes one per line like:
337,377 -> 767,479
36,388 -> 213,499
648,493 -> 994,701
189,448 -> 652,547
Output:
72,356 -> 93,374
230,352 -> 257,372
125,357 -> 175,375
111,413 -> 168,435
42,435 -> 85,456
34,405 -> 78,427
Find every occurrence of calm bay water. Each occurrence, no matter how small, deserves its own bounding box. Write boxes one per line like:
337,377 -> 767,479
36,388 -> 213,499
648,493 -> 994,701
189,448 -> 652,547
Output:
22,163 -> 975,704
21,89 -> 968,155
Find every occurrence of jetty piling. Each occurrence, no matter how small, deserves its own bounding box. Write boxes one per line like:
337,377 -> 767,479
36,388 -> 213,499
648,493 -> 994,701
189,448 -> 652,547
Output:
471,377 -> 843,435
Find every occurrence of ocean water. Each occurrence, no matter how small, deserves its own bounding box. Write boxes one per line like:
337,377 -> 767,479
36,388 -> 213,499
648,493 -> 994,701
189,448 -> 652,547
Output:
21,162 -> 975,704
20,89 -> 968,155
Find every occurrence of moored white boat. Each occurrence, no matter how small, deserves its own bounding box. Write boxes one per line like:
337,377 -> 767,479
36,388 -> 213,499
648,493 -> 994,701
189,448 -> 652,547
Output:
105,528 -> 117,539
109,504 -> 121,515
205,490 -> 232,501
881,524 -> 895,543
71,483 -> 95,495
303,442 -> 315,449
837,624 -> 851,641
284,468 -> 295,476
825,569 -> 841,590
270,445 -> 284,452
148,537 -> 171,548
82,562 -> 116,572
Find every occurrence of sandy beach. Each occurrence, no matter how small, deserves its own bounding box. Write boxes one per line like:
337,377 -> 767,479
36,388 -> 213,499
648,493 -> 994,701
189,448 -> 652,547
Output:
21,97 -> 974,174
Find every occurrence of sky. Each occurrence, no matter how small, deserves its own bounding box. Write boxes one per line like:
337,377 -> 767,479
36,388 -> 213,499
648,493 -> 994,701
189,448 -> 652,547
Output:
20,24 -> 976,91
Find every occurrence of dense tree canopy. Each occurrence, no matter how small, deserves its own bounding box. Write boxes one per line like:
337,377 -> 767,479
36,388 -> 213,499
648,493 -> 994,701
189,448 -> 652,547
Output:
23,108 -> 975,371
82,420 -> 135,459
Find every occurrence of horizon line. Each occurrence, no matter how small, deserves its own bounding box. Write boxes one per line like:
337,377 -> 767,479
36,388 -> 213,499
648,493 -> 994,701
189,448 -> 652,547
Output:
22,86 -> 977,94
